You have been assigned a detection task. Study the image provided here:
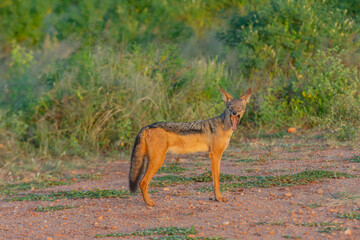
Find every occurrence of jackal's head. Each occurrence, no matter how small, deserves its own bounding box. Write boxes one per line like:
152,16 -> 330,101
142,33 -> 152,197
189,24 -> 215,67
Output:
218,86 -> 252,131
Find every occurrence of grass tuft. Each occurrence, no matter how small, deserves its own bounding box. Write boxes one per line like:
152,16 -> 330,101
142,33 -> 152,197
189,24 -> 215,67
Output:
345,154 -> 360,163
197,170 -> 355,192
151,171 -> 258,187
298,222 -> 341,227
337,211 -> 360,220
297,221 -> 347,234
34,205 -> 78,212
95,226 -> 197,238
150,236 -> 227,240
318,226 -> 347,233
158,163 -> 190,174
235,158 -> 257,163
5,189 -> 130,201
0,174 -> 102,196
257,221 -> 285,226
150,170 -> 355,191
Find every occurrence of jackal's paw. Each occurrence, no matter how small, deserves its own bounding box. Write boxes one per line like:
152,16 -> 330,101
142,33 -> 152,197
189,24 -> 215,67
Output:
145,199 -> 156,207
215,196 -> 227,202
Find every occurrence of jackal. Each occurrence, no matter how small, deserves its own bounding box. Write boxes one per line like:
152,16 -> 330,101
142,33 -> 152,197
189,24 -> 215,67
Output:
129,86 -> 252,206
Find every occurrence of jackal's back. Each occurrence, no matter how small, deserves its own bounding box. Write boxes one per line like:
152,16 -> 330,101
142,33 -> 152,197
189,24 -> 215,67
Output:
147,118 -> 220,136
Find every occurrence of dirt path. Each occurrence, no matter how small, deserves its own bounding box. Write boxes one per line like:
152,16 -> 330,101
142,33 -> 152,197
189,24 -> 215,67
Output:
0,139 -> 359,239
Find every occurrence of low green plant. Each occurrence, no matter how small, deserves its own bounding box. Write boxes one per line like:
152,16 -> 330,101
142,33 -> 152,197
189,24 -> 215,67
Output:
318,226 -> 347,233
345,154 -> 360,163
150,175 -> 193,187
298,222 -> 347,234
197,170 -> 355,192
299,203 -> 322,209
95,226 -> 197,238
235,158 -> 257,163
150,171 -> 258,187
34,205 -> 78,212
5,189 -> 130,201
158,163 -> 190,174
337,211 -> 360,220
150,170 -> 354,190
0,173 -> 102,196
0,180 -> 70,196
282,236 -> 302,239
330,191 -> 360,200
151,237 -> 227,240
257,221 -> 285,226
298,222 -> 341,227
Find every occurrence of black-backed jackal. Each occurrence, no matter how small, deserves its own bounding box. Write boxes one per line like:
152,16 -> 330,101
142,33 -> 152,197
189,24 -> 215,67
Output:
129,86 -> 252,206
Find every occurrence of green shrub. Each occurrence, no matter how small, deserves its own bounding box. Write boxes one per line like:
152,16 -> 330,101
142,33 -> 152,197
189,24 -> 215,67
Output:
218,0 -> 358,76
259,48 -> 360,140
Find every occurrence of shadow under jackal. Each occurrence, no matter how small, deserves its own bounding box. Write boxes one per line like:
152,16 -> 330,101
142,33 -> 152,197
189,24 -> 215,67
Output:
129,86 -> 252,206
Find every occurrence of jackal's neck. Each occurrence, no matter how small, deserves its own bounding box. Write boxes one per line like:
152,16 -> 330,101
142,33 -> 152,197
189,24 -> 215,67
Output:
219,109 -> 232,131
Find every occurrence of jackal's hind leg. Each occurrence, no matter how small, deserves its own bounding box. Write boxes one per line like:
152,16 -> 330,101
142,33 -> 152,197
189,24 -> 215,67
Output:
140,151 -> 166,206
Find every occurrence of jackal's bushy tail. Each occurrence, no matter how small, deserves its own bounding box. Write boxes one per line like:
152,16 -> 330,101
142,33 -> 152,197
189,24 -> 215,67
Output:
129,129 -> 148,193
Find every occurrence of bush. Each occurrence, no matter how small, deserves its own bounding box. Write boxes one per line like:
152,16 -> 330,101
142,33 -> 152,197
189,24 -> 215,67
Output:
259,48 -> 360,140
218,0 -> 359,76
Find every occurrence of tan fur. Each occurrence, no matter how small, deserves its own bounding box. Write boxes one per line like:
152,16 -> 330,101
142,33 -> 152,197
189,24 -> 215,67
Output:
129,86 -> 252,206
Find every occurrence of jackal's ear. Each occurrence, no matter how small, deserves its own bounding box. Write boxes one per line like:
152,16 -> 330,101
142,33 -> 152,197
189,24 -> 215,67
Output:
239,88 -> 252,104
218,85 -> 233,103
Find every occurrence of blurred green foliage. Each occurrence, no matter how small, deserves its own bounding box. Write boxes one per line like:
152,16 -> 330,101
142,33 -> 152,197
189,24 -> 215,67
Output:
218,0 -> 358,75
0,0 -> 359,170
0,0 -> 240,49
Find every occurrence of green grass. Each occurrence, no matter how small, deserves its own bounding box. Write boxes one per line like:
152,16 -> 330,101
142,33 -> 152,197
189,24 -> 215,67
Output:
197,170 -> 355,192
259,131 -> 289,139
158,163 -> 190,174
318,226 -> 347,233
297,222 -> 347,234
0,180 -> 71,196
34,205 -> 78,212
337,211 -> 360,220
0,173 -> 102,196
257,221 -> 285,226
282,236 -> 302,239
298,222 -> 341,227
95,226 -> 197,238
5,189 -> 130,201
150,170 -> 355,191
345,154 -> 360,163
151,171 -> 258,187
150,237 -> 227,240
151,175 -> 194,187
330,191 -> 360,200
235,158 -> 257,163
191,162 -> 207,167
298,203 -> 322,209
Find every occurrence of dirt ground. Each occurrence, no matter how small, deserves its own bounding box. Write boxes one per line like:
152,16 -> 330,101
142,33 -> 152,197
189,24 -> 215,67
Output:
0,137 -> 359,240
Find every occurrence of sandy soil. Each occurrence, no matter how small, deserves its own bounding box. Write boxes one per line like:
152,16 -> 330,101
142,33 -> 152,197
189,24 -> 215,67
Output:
0,138 -> 359,240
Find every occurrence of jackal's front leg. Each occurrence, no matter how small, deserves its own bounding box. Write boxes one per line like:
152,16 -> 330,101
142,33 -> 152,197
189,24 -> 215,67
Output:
209,151 -> 227,202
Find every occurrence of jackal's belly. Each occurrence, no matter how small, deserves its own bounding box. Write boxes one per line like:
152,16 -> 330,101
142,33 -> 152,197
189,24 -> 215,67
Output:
167,134 -> 209,154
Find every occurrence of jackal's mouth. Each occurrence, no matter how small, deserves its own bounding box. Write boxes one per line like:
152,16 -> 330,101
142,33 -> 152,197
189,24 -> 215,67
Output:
231,115 -> 239,131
